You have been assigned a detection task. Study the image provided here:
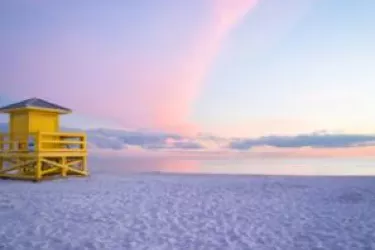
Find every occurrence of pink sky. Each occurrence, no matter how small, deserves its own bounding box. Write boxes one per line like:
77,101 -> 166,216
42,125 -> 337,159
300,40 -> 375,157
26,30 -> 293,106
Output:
1,0 -> 258,135
2,0 -> 375,160
1,0 -> 321,137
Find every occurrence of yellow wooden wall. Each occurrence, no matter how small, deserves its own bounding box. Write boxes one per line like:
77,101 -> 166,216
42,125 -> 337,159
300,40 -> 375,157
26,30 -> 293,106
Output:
9,111 -> 29,135
7,110 -> 59,150
28,111 -> 59,133
9,111 -> 29,150
9,110 -> 59,134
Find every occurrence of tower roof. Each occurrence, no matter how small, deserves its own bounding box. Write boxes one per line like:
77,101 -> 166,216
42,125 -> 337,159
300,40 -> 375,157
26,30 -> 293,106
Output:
0,98 -> 71,114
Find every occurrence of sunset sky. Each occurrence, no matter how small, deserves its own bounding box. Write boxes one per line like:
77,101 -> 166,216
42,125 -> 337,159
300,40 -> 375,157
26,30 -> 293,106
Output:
1,0 -> 375,156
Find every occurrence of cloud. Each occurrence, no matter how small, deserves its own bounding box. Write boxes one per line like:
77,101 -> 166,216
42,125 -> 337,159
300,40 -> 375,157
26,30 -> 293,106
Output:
85,128 -> 205,151
229,132 -> 375,150
86,132 -> 126,150
80,128 -> 375,155
2,121 -> 375,158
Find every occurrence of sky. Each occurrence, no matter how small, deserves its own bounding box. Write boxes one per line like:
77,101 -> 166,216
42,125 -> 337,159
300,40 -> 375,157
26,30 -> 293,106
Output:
1,0 -> 375,157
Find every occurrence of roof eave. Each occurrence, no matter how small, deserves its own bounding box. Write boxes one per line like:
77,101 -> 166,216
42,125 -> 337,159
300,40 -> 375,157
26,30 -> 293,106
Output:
0,107 -> 72,114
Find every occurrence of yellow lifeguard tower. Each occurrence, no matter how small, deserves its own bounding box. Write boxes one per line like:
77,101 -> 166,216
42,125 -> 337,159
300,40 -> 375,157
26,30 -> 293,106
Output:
0,98 -> 88,181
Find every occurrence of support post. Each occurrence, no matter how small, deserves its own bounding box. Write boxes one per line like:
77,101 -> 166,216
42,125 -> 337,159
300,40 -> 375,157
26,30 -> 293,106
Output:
81,134 -> 87,151
35,158 -> 42,181
61,157 -> 67,177
82,156 -> 88,175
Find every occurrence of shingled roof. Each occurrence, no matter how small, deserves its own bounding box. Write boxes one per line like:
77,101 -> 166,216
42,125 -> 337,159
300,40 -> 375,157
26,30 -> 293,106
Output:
0,98 -> 71,113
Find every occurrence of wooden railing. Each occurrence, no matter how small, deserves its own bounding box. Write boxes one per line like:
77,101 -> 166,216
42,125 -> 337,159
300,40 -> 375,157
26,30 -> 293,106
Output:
0,132 -> 87,153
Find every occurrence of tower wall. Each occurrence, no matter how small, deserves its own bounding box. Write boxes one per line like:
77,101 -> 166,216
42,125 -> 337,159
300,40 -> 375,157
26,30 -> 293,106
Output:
28,110 -> 59,133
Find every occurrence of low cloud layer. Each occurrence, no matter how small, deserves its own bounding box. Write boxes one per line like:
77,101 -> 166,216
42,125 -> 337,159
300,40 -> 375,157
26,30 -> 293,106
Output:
230,133 -> 375,150
1,124 -> 375,155
69,129 -> 375,155
86,129 -> 201,150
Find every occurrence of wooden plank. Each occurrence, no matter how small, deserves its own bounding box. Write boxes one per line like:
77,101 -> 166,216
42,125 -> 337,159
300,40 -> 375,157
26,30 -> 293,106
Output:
4,159 -> 27,166
0,160 -> 35,174
40,132 -> 85,137
66,159 -> 82,166
40,140 -> 84,144
38,152 -> 87,157
39,149 -> 86,152
0,149 -> 30,152
41,159 -> 64,169
42,166 -> 61,176
67,167 -> 87,176
0,132 -> 38,137
0,154 -> 37,159
0,152 -> 37,156
0,140 -> 30,144
0,151 -> 87,157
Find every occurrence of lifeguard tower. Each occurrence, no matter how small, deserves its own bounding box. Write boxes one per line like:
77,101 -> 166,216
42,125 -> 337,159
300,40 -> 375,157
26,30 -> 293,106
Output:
0,98 -> 88,181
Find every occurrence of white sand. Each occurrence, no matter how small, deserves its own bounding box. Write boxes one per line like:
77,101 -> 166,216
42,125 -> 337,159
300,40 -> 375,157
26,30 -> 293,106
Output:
1,168 -> 375,249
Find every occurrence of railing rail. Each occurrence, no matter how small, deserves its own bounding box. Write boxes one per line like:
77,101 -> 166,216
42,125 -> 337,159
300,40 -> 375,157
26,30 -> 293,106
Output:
0,132 -> 87,153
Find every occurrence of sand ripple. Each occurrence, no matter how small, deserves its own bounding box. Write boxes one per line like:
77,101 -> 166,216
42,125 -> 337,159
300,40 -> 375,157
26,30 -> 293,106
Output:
1,174 -> 375,249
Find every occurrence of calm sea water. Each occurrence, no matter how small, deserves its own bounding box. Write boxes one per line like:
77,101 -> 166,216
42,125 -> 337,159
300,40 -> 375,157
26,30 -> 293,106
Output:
89,156 -> 375,176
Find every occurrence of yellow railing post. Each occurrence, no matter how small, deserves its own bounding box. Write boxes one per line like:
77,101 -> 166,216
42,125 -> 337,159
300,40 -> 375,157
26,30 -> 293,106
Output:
80,133 -> 88,175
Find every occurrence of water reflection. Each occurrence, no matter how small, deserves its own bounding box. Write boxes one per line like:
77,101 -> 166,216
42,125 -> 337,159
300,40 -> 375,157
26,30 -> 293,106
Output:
89,156 -> 199,175
89,156 -> 375,176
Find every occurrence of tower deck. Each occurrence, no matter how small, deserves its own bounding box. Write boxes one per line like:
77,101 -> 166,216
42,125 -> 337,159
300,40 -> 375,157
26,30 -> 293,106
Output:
0,132 -> 88,181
